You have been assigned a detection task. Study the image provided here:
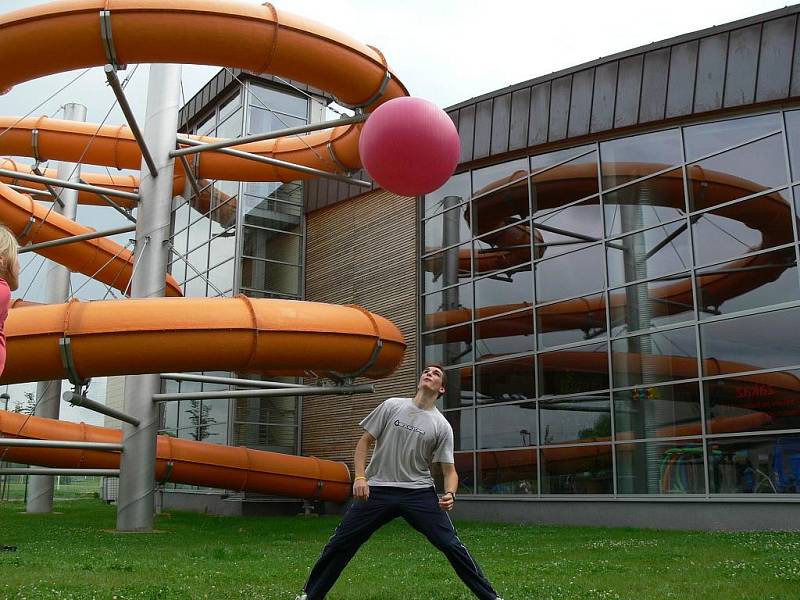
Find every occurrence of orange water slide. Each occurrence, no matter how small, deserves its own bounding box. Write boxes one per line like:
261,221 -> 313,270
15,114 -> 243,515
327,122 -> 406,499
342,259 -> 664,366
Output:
0,295 -> 406,385
0,0 -> 409,180
0,410 -> 351,502
0,181 -> 182,296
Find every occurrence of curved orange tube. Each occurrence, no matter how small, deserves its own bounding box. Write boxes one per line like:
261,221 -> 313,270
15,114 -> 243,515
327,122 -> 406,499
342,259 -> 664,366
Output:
0,409 -> 351,502
0,182 -> 182,297
1,295 -> 406,384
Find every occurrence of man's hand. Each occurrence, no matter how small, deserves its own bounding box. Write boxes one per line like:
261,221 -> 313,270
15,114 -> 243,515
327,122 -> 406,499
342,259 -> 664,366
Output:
353,478 -> 369,500
438,492 -> 455,511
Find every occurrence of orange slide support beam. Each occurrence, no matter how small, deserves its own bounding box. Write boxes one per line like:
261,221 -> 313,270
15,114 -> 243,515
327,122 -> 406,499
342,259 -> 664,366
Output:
0,410 -> 351,502
0,296 -> 406,385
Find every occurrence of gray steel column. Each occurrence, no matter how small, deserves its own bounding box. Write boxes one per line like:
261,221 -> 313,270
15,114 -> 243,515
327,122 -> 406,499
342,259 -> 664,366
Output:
117,64 -> 182,532
26,102 -> 86,514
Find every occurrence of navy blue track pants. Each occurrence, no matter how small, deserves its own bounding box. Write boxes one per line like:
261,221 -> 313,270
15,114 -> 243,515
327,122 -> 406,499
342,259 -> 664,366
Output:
303,486 -> 498,600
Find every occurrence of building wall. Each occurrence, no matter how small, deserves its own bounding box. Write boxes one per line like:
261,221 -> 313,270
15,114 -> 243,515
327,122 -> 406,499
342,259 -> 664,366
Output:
303,189 -> 418,468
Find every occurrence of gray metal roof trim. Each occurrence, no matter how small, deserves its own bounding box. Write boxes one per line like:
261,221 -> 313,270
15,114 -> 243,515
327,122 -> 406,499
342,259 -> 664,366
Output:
445,3 -> 800,113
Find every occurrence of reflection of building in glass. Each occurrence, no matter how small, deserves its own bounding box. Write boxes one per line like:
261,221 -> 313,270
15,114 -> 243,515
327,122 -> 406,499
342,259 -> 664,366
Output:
158,71 -> 329,475
301,7 -> 800,528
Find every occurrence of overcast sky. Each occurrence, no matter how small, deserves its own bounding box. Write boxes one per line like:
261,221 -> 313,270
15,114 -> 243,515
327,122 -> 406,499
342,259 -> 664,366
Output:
0,0 -> 791,424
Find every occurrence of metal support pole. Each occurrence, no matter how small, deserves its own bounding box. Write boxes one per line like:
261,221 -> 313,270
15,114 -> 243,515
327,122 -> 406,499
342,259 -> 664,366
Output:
117,64 -> 182,533
153,384 -> 375,403
19,225 -> 137,254
27,102 -> 86,515
170,114 -> 367,157
105,65 -> 158,178
161,372 -> 306,389
0,169 -> 140,203
174,136 -> 372,188
2,469 -> 119,477
64,392 -> 140,426
0,438 -> 123,451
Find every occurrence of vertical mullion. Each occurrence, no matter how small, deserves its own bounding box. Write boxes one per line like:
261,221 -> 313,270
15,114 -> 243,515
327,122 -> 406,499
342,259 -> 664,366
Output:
680,122 -> 711,499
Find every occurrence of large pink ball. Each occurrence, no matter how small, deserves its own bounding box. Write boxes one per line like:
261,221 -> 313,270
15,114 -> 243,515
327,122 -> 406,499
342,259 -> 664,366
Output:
359,97 -> 460,196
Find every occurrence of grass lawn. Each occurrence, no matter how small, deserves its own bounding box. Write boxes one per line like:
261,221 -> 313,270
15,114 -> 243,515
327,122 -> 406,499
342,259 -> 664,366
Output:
0,499 -> 798,599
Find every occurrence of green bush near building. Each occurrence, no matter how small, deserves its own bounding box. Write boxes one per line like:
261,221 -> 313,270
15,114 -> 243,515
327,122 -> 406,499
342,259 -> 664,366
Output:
0,498 -> 798,599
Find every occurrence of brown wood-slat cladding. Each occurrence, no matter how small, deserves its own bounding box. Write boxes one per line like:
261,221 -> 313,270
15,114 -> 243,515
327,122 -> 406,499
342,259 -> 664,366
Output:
303,189 -> 418,470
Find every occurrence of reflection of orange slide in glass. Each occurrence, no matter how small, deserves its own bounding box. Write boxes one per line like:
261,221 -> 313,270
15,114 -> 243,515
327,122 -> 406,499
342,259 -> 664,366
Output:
0,296 -> 406,385
0,409 -> 351,502
461,413 -> 772,481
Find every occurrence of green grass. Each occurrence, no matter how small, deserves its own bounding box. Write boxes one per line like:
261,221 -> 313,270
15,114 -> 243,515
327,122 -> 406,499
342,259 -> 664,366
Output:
1,499 -> 799,599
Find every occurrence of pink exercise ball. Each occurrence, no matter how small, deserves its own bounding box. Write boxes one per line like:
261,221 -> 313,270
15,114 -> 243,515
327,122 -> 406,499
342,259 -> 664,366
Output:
359,97 -> 460,197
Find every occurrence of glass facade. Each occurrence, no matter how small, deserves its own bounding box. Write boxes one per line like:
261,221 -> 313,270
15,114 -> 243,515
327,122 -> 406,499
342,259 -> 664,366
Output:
162,78 -> 315,463
422,110 -> 800,497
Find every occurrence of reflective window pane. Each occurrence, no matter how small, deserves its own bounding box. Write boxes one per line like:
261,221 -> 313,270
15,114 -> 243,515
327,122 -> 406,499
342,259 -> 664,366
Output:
473,223 -> 532,276
687,134 -> 787,211
612,326 -> 698,388
700,306 -> 800,375
541,444 -> 613,494
423,202 -> 472,253
452,451 -> 476,494
472,181 -> 529,240
787,111 -> 800,182
209,227 -> 236,268
607,222 -> 691,288
423,172 -> 469,218
240,258 -> 300,296
696,247 -> 799,319
423,241 -> 471,295
216,107 -> 242,139
424,282 -> 473,333
601,129 -> 682,189
219,92 -> 241,121
531,144 -> 594,174
535,243 -> 605,303
603,169 -> 685,237
538,292 -> 606,349
478,449 -> 537,495
708,434 -> 800,494
243,192 -> 302,231
609,273 -> 695,335
692,190 -> 794,266
704,369 -> 800,434
684,113 -> 781,162
440,366 -> 474,410
248,107 -> 305,135
532,151 -> 598,213
540,395 -> 611,444
248,84 -> 307,118
233,422 -> 296,453
474,267 -> 532,314
614,381 -> 702,441
475,309 -> 534,361
443,409 -> 475,451
539,342 -> 609,396
422,326 -> 472,367
242,227 -> 301,262
472,158 -> 528,197
207,258 -> 235,295
534,197 -> 602,259
478,402 -> 537,449
475,356 -> 535,406
616,439 -> 704,494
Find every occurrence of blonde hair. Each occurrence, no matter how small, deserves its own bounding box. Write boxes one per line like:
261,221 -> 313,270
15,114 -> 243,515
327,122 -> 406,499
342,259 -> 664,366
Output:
0,224 -> 18,276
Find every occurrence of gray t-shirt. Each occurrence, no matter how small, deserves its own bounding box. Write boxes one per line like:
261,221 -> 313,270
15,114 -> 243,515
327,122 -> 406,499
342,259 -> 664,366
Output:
360,397 -> 455,488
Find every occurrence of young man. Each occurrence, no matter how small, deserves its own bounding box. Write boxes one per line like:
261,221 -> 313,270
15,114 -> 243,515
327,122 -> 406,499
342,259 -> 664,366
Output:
296,365 -> 502,600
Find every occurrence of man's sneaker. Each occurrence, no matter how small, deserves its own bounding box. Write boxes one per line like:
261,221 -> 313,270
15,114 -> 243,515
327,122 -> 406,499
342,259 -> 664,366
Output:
294,594 -> 308,600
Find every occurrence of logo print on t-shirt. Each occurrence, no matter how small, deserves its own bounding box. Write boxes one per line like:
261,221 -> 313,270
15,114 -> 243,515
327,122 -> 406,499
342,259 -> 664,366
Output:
394,419 -> 425,436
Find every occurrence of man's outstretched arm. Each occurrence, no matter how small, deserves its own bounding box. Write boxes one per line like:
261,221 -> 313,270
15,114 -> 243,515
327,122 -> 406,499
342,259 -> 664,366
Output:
353,431 -> 375,500
438,462 -> 458,511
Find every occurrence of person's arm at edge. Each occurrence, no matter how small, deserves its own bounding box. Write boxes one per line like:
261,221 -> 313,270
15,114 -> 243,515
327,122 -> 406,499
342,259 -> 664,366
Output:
438,462 -> 458,511
353,430 -> 375,500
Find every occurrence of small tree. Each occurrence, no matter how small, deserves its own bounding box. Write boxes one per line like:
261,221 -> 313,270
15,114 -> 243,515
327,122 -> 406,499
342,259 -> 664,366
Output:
11,392 -> 36,415
184,400 -> 217,441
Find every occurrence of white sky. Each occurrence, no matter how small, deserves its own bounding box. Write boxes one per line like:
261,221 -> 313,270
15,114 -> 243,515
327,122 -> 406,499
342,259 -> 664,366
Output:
0,0 -> 792,424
